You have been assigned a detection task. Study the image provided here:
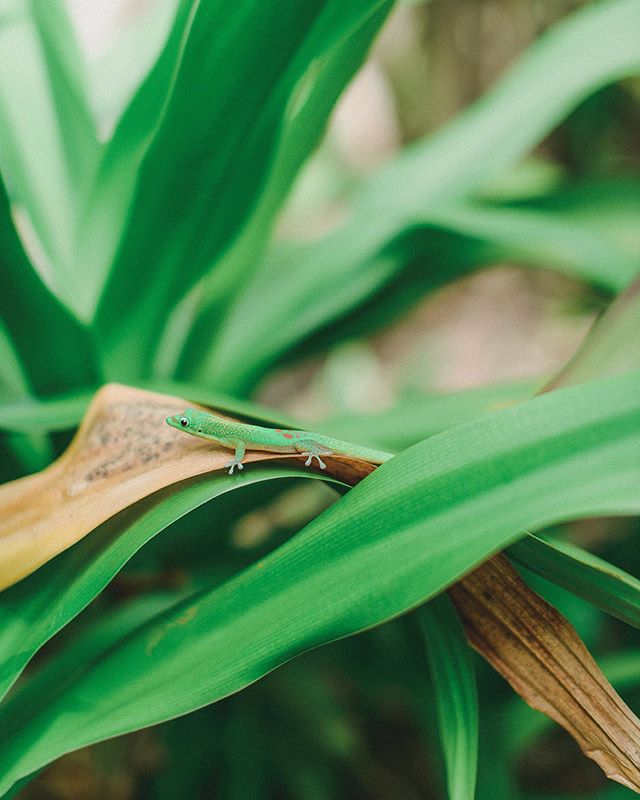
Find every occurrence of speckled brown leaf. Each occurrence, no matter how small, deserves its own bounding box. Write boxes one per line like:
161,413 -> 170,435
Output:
0,383 -> 375,590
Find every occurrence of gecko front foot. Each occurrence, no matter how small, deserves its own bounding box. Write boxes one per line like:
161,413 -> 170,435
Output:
224,459 -> 244,475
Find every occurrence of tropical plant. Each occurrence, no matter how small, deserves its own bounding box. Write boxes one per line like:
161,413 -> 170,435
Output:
0,0 -> 639,797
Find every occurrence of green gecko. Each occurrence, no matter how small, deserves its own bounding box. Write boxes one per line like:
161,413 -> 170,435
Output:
166,408 -> 392,474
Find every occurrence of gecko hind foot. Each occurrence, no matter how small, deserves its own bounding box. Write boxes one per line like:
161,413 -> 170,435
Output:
302,452 -> 332,470
225,459 -> 244,475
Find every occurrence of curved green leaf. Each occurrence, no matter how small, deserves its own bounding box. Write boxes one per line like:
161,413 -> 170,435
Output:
87,0 -> 179,136
0,466 -> 322,704
0,372 -> 638,792
75,0 -> 198,318
27,0 -> 100,196
0,390 -> 91,433
320,379 -> 537,452
173,0 -> 392,380
511,179 -> 640,259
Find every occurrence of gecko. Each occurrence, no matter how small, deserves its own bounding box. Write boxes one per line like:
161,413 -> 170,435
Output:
166,408 -> 392,474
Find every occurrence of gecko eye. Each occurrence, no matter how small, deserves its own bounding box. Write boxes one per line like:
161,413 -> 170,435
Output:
180,417 -> 189,427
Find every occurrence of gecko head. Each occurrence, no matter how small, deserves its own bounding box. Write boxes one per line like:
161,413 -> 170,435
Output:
166,408 -> 202,434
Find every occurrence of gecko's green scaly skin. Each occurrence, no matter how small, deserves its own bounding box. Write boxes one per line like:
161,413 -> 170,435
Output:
166,408 -> 392,474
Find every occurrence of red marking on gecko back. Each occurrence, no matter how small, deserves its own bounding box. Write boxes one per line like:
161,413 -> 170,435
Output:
275,429 -> 281,432
283,433 -> 293,439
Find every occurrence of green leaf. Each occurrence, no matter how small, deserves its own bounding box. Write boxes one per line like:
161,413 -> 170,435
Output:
0,0 -> 100,297
0,466 -> 320,704
0,372 -> 638,791
346,0 -> 640,225
424,198 -> 639,292
509,533 -> 640,630
0,390 -> 92,433
511,179 -> 640,261
419,595 -> 478,800
0,325 -> 52,478
93,0 -> 392,379
0,320 -> 29,400
5,589 -> 190,719
0,178 -> 98,395
26,0 -> 100,196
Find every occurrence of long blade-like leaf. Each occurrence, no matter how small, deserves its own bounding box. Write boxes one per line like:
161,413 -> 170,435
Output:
419,595 -> 478,800
173,0 -> 393,379
75,0 -> 198,318
199,188 -> 639,392
0,466 -> 318,703
320,379 -> 537,452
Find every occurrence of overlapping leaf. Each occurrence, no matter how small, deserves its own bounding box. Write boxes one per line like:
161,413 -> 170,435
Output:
199,185 -> 640,393
0,466 -> 315,703
320,379 -> 537,452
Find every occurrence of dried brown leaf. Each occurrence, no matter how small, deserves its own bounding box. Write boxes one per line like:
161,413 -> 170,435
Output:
449,554 -> 640,793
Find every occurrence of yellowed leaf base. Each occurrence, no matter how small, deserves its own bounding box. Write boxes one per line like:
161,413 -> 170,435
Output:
0,383 -> 375,591
449,554 -> 640,793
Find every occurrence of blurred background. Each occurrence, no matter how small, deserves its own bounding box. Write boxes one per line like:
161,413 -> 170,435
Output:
65,0 -> 640,423
15,0 -> 640,797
